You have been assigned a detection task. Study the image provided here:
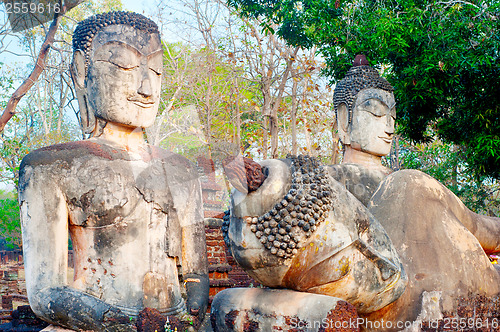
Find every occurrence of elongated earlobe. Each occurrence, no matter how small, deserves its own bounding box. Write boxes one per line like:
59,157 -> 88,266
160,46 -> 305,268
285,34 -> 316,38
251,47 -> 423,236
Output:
336,103 -> 350,145
71,51 -> 95,134
71,50 -> 86,89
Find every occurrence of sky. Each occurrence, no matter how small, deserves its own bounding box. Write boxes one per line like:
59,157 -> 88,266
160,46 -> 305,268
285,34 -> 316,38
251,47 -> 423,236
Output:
121,0 -> 152,16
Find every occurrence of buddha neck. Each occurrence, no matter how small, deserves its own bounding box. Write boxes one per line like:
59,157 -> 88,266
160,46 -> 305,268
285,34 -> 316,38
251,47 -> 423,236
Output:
96,122 -> 147,153
342,146 -> 384,168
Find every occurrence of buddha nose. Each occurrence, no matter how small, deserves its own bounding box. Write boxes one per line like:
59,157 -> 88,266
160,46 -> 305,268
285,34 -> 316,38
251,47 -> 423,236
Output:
138,68 -> 153,98
385,115 -> 395,136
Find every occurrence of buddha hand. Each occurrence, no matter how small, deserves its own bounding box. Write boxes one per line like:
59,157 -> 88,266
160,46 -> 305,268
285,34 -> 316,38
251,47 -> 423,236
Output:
184,273 -> 209,323
222,156 -> 268,193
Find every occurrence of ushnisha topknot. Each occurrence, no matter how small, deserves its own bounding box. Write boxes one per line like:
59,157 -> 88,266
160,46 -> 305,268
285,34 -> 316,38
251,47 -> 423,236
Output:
333,54 -> 393,125
72,11 -> 160,70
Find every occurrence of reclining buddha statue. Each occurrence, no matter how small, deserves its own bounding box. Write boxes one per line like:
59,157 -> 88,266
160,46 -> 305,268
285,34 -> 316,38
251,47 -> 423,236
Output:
212,55 -> 500,331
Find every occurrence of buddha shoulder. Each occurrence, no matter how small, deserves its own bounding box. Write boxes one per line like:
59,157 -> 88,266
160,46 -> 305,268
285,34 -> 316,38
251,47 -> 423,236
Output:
150,146 -> 199,180
19,140 -> 119,171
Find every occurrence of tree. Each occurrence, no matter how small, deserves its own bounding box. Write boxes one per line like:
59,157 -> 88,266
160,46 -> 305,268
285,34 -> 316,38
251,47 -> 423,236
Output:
0,190 -> 21,249
225,0 -> 500,179
153,0 -> 333,162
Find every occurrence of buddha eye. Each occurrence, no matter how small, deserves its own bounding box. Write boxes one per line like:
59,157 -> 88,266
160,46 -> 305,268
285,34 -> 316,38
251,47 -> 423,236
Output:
109,60 -> 138,70
150,67 -> 162,76
107,51 -> 140,70
358,99 -> 385,117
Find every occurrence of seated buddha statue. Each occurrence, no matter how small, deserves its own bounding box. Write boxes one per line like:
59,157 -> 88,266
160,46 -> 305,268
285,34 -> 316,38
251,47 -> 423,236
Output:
215,55 -> 500,331
18,11 -> 208,331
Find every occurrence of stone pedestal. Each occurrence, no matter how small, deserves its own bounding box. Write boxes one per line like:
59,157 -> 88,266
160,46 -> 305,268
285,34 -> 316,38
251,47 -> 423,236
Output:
211,288 -> 359,331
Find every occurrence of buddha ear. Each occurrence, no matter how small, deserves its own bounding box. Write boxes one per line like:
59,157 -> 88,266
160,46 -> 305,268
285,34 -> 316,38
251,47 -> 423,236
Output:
336,103 -> 350,145
71,50 -> 86,89
71,51 -> 95,135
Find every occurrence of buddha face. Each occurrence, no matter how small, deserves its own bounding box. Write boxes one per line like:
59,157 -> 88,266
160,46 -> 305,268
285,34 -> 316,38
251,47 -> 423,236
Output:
83,24 -> 163,128
348,88 -> 396,157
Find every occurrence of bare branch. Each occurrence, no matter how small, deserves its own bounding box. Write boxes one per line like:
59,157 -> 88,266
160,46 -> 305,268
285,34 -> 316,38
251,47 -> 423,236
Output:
0,6 -> 67,133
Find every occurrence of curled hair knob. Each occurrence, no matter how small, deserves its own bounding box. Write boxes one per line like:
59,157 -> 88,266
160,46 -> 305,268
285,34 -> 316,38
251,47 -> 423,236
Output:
353,54 -> 369,66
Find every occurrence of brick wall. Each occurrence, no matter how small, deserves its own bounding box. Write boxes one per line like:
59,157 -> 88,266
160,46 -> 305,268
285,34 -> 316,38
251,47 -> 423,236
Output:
196,155 -> 260,307
205,218 -> 259,307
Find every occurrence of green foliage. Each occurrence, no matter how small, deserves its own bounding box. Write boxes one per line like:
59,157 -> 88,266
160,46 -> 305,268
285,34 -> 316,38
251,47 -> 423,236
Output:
157,43 -> 264,159
226,0 -> 500,179
0,191 -> 21,249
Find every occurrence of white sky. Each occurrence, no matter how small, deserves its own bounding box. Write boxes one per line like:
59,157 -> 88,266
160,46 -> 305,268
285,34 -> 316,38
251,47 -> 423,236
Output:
121,0 -> 152,15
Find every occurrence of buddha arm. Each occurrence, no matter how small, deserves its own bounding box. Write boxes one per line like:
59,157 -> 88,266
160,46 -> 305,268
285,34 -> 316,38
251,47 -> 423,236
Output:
465,213 -> 500,254
19,163 -> 133,331
172,168 -> 209,319
182,222 -> 209,319
31,286 -> 133,331
443,189 -> 500,254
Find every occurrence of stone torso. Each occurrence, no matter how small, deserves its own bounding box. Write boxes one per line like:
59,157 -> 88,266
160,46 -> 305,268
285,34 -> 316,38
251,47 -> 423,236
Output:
226,159 -> 407,314
327,163 -> 391,207
19,138 -> 198,315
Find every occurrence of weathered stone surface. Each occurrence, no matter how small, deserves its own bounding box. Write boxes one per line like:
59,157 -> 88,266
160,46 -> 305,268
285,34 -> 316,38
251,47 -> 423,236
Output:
420,294 -> 500,332
18,11 -> 208,331
225,157 -> 407,314
0,305 -> 48,332
362,170 -> 500,329
211,288 -> 359,332
136,307 -> 198,332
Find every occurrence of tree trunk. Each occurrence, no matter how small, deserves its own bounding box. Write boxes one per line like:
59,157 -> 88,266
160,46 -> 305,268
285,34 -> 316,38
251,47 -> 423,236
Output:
0,8 -> 65,133
270,113 -> 278,158
451,145 -> 458,188
291,73 -> 298,155
331,121 -> 341,164
232,85 -> 242,153
303,117 -> 312,156
262,116 -> 268,159
268,46 -> 299,158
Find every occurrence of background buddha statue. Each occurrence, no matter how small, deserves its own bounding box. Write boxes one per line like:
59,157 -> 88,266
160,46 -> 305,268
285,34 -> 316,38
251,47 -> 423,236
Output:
18,11 -> 208,331
331,55 -> 500,329
216,55 -> 500,331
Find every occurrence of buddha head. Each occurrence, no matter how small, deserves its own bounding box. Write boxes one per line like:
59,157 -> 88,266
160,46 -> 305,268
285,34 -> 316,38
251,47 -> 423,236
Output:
71,11 -> 163,135
333,55 -> 395,157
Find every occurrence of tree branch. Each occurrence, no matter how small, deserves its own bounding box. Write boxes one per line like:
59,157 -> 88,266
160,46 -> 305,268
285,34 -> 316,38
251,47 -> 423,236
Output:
0,6 -> 66,133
